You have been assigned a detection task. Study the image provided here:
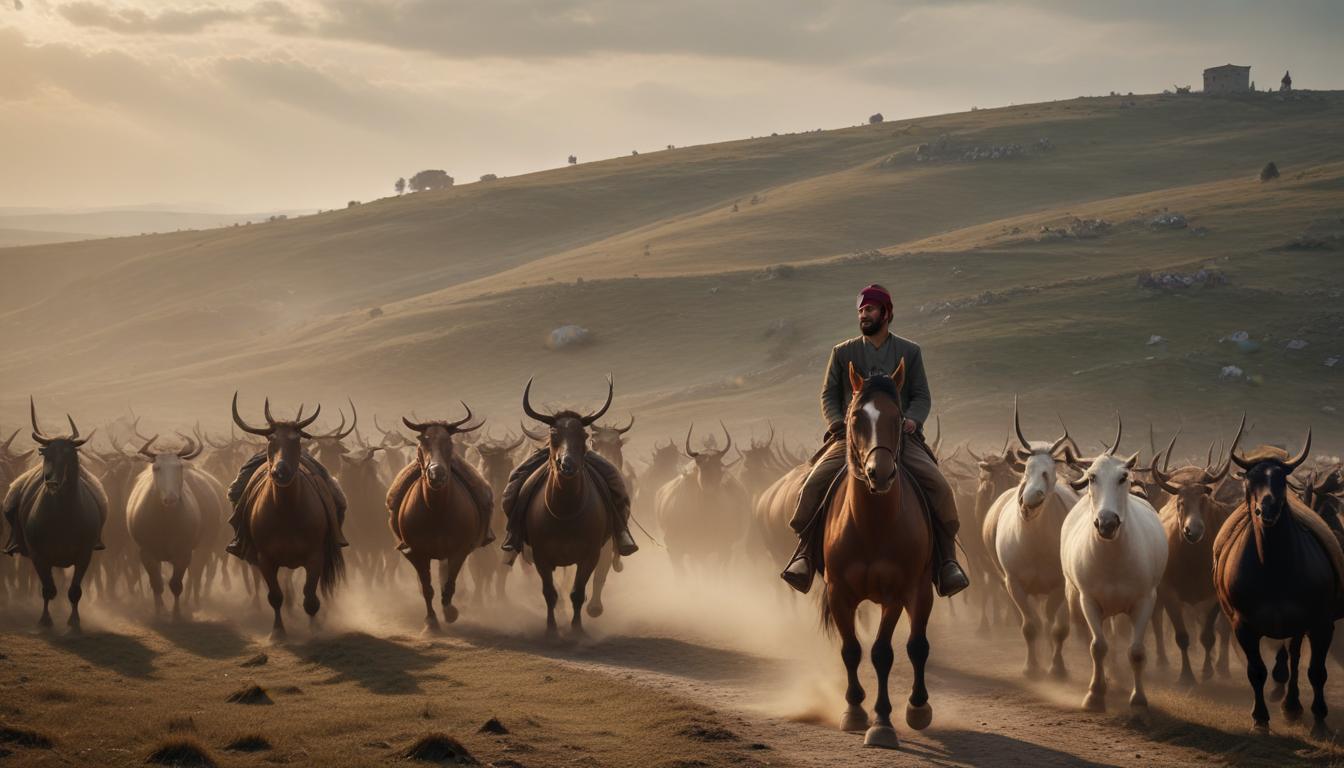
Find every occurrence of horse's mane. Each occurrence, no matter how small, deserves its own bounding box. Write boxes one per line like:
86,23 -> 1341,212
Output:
854,375 -> 900,407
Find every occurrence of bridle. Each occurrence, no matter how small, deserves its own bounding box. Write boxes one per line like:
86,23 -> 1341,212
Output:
846,395 -> 902,485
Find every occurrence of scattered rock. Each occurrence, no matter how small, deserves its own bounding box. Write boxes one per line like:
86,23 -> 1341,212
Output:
1137,268 -> 1225,290
401,733 -> 478,764
478,718 -> 509,735
1325,357 -> 1339,368
1149,213 -> 1188,230
1066,217 -> 1112,239
1286,339 -> 1309,350
1220,365 -> 1244,381
225,685 -> 272,705
1146,335 -> 1166,346
1225,331 -> 1250,343
223,735 -> 272,753
240,653 -> 268,668
545,325 -> 591,351
146,739 -> 216,768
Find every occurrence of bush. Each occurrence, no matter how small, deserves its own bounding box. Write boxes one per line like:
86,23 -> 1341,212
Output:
1260,161 -> 1279,181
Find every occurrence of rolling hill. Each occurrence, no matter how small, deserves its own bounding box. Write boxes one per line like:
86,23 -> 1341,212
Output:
1,91 -> 1342,456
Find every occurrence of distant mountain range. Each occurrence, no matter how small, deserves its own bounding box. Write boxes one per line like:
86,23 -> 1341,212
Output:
0,206 -> 314,244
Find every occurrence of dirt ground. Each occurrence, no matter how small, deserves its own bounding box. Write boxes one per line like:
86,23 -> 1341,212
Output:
1,552 -> 1340,768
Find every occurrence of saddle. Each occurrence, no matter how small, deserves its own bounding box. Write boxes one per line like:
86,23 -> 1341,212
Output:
1213,495 -> 1344,601
236,461 -> 341,564
384,458 -> 493,546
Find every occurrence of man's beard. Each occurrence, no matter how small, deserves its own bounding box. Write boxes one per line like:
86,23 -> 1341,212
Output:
859,316 -> 882,336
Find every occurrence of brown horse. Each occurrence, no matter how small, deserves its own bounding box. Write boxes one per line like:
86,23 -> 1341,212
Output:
3,400 -> 106,631
1214,429 -> 1340,737
231,394 -> 345,641
389,407 -> 487,630
520,376 -> 618,638
1149,420 -> 1241,684
821,361 -> 935,750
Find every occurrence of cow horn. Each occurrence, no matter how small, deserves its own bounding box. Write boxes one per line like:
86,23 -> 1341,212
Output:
232,392 -> 274,436
521,377 -> 556,426
2,427 -> 20,452
175,432 -> 203,460
30,397 -> 52,445
717,421 -> 733,456
966,445 -> 984,463
65,414 -> 80,440
446,401 -> 478,432
402,415 -> 428,433
1284,429 -> 1312,472
263,398 -> 277,426
1151,428 -> 1181,493
1013,396 -> 1031,451
1105,414 -> 1122,456
138,434 -> 159,459
295,403 -> 321,430
505,432 -> 525,452
616,413 -> 635,435
684,423 -> 701,458
580,374 -> 615,426
520,421 -> 546,442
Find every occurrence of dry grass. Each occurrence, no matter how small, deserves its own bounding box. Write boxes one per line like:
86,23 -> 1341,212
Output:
145,738 -> 215,767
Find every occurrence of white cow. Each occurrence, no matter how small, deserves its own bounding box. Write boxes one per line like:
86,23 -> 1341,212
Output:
1061,421 -> 1168,714
983,401 -> 1080,679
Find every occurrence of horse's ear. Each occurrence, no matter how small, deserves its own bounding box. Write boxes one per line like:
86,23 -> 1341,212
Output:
848,362 -> 863,394
891,358 -> 906,391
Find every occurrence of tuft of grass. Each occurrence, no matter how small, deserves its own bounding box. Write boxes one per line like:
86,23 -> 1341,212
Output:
400,733 -> 478,764
146,738 -> 216,767
478,717 -> 509,735
0,724 -> 54,749
223,734 -> 272,753
224,684 -> 272,705
239,653 -> 268,668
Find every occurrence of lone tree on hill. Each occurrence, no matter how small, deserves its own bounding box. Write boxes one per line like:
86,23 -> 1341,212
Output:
869,113 -> 884,124
409,169 -> 454,192
568,155 -> 577,165
394,177 -> 406,195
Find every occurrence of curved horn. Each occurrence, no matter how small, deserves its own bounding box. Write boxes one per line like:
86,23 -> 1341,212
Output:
232,392 -> 273,436
174,432 -> 203,460
615,413 -> 635,435
521,377 -> 556,426
684,423 -> 701,458
580,374 -> 615,426
1206,415 -> 1243,483
30,397 -> 52,445
446,401 -> 475,431
1229,413 -> 1255,470
504,433 -> 526,452
295,403 -> 321,430
1,427 -> 19,452
263,398 -> 276,426
966,445 -> 984,463
717,421 -> 733,457
64,414 -> 80,440
1150,428 -> 1181,492
322,399 -> 357,439
1105,414 -> 1122,456
372,414 -> 390,438
1284,429 -> 1312,472
1013,396 -> 1031,451
71,428 -> 94,448
138,434 -> 159,459
519,420 -> 546,442
402,415 -> 429,433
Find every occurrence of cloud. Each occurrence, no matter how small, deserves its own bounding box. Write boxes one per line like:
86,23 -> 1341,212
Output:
58,2 -> 247,34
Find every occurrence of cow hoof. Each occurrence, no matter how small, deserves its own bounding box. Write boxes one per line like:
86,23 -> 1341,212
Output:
1023,665 -> 1044,681
1082,691 -> 1106,713
1049,663 -> 1069,681
269,628 -> 287,644
863,725 -> 899,749
586,603 -> 604,618
840,706 -> 868,733
906,702 -> 933,731
443,605 -> 459,624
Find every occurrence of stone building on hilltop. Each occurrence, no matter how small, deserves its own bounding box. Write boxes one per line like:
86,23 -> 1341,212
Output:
1203,64 -> 1251,93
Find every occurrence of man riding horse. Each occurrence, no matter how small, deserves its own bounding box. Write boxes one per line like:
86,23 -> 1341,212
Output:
781,283 -> 969,597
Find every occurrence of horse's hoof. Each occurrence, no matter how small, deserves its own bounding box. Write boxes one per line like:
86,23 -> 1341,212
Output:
863,724 -> 899,749
906,702 -> 933,731
1250,721 -> 1270,736
840,706 -> 869,733
443,605 -> 459,624
1310,721 -> 1334,741
1268,684 -> 1286,702
586,603 -> 604,618
1281,703 -> 1304,723
1049,663 -> 1069,681
1082,691 -> 1106,713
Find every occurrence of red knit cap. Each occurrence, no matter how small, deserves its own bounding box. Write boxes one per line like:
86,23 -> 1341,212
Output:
857,284 -> 892,312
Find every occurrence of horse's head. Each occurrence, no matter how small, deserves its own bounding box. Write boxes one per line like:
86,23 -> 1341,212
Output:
232,392 -> 322,488
1151,417 -> 1241,544
590,415 -> 634,467
523,374 -> 614,480
845,360 -> 905,495
1009,398 -> 1073,518
1232,430 -> 1311,529
683,422 -> 738,489
1068,416 -> 1140,541
135,433 -> 202,508
403,404 -> 480,491
30,398 -> 92,492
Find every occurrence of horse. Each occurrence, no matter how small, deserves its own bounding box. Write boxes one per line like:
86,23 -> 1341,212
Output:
3,399 -> 107,631
1214,430 -> 1340,738
982,400 -> 1078,679
231,394 -> 345,641
656,423 -> 748,575
818,361 -> 936,750
519,375 -> 620,638
1148,420 -> 1241,684
388,407 -> 487,631
1060,418 -> 1168,715
126,434 -> 208,618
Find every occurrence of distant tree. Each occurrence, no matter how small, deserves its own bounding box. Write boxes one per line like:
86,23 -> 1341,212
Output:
394,177 -> 406,195
666,144 -> 675,150
409,169 -> 453,192
347,200 -> 360,208
631,150 -> 639,156
479,173 -> 498,182
869,113 -> 884,124
568,155 -> 577,165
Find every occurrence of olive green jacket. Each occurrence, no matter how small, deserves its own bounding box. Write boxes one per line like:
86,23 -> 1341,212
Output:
819,334 -> 932,429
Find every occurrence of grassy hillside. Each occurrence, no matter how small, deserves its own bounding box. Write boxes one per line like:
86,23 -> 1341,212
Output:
1,91 -> 1341,456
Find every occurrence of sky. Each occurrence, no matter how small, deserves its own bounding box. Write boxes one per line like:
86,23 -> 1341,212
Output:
2,0 -> 1342,211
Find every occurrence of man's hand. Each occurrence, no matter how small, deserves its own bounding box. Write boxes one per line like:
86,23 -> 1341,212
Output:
902,418 -> 918,435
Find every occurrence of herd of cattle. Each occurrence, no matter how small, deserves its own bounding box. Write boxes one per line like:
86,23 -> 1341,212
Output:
2,386 -> 1343,743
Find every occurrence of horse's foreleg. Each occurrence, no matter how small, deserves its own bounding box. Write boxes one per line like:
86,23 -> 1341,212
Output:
169,558 -> 188,621
410,555 -> 438,632
440,554 -> 467,624
301,559 -> 321,628
588,546 -> 612,618
1269,642 -> 1289,702
1005,576 -> 1041,678
569,557 -> 597,636
259,560 -> 285,642
34,558 -> 56,629
1045,588 -> 1069,680
1283,635 -> 1305,722
1235,621 -> 1269,730
539,566 -> 559,639
141,552 -> 165,615
1199,601 -> 1220,681
1307,622 -> 1334,740
1127,591 -> 1156,713
829,589 -> 868,733
864,602 -> 901,749
1078,589 -> 1108,712
66,552 -> 91,633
